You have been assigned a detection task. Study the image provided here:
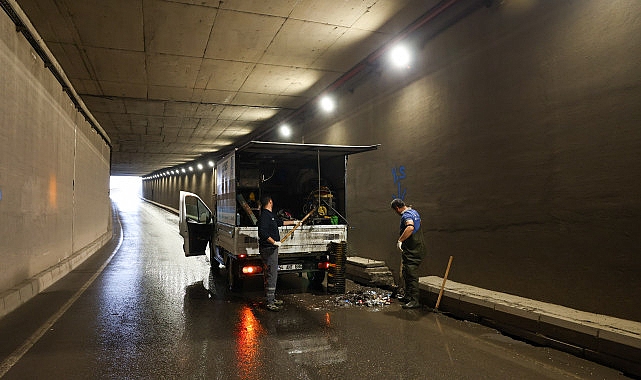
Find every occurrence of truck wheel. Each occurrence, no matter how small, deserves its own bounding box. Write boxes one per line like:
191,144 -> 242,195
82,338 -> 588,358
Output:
226,257 -> 243,290
307,271 -> 325,289
211,259 -> 220,274
208,243 -> 220,274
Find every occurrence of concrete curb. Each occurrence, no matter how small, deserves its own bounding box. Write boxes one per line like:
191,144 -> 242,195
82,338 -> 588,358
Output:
418,276 -> 641,378
142,198 -> 178,214
343,255 -> 640,376
0,230 -> 113,319
345,257 -> 395,287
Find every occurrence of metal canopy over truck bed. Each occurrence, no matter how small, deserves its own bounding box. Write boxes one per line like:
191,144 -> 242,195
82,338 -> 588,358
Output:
236,141 -> 379,159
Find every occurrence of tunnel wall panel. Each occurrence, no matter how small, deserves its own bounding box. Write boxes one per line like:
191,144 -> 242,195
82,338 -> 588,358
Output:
0,7 -> 111,300
306,1 -> 641,321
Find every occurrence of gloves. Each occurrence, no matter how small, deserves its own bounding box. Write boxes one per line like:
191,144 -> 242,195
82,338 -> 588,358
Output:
273,241 -> 282,247
397,240 -> 403,251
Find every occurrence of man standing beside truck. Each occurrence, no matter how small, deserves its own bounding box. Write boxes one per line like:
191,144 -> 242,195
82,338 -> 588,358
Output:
391,198 -> 427,309
258,194 -> 297,311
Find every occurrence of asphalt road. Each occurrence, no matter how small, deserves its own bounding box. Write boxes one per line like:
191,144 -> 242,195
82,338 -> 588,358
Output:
0,191 -> 630,379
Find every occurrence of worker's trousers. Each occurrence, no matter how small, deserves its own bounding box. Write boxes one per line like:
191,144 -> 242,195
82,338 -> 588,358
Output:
259,246 -> 279,304
401,231 -> 427,303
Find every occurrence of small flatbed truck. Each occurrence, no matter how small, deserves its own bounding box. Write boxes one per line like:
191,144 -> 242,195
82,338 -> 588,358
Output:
179,141 -> 377,288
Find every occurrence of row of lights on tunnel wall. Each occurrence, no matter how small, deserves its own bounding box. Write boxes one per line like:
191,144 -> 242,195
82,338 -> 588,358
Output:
277,44 -> 411,139
143,44 -> 412,181
144,160 -> 215,180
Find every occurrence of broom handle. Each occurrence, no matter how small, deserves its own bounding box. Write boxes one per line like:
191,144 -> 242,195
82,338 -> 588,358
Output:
435,256 -> 454,310
280,208 -> 315,243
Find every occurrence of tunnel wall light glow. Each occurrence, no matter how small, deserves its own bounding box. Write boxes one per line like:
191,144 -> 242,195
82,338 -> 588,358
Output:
389,44 -> 411,68
279,124 -> 292,138
320,96 -> 335,112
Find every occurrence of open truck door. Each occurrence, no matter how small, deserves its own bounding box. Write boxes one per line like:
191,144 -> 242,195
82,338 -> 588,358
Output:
179,191 -> 214,256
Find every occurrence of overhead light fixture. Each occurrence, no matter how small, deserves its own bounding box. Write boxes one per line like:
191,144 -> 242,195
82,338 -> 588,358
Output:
197,163 -> 203,170
389,44 -> 411,69
188,166 -> 194,172
181,168 -> 186,173
320,96 -> 335,112
279,124 -> 292,138
208,161 -> 214,167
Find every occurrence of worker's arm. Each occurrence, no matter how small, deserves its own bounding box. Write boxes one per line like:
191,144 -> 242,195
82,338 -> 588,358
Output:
398,222 -> 415,244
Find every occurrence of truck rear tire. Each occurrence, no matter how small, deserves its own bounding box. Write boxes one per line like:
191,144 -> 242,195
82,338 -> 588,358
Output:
307,271 -> 326,289
226,257 -> 243,290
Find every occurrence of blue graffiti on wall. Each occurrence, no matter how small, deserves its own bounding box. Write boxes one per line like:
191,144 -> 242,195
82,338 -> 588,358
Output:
392,165 -> 407,200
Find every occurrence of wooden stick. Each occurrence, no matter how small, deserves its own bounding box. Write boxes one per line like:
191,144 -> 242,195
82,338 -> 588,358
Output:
435,255 -> 454,311
280,207 -> 316,243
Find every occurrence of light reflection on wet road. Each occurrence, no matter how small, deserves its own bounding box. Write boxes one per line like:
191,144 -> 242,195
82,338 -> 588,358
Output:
0,193 -> 629,379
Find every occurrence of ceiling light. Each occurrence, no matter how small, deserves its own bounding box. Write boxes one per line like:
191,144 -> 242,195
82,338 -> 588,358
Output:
181,168 -> 186,173
320,96 -> 335,112
197,163 -> 203,170
188,166 -> 194,172
389,44 -> 411,68
208,161 -> 214,167
279,124 -> 292,138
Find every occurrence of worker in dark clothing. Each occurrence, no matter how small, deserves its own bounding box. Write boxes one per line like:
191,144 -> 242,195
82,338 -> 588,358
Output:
258,195 -> 297,311
391,198 -> 427,309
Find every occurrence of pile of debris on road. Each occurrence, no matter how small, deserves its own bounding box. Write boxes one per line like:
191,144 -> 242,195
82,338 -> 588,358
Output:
331,288 -> 393,308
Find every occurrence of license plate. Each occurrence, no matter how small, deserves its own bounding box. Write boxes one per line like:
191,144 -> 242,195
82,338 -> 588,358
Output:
278,264 -> 303,271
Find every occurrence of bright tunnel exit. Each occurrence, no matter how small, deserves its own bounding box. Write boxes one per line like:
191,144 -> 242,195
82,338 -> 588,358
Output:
110,176 -> 142,210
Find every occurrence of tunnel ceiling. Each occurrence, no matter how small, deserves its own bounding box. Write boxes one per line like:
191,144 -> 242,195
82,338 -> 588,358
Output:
13,0 -> 437,176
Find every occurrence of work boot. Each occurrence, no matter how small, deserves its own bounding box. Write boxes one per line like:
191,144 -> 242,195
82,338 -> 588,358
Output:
401,300 -> 421,309
266,303 -> 282,312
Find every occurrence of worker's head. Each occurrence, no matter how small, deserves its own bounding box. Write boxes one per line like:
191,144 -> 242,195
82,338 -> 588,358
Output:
261,194 -> 273,209
390,198 -> 405,214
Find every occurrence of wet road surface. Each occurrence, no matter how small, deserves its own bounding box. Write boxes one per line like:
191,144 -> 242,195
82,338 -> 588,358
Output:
0,192 -> 630,379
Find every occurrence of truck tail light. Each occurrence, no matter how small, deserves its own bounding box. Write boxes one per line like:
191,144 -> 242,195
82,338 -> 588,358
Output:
242,265 -> 263,275
318,261 -> 330,270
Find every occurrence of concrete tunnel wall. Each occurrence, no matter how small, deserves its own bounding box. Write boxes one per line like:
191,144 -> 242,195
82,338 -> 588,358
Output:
143,170 -> 214,213
0,7 -> 111,315
143,1 -> 641,322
